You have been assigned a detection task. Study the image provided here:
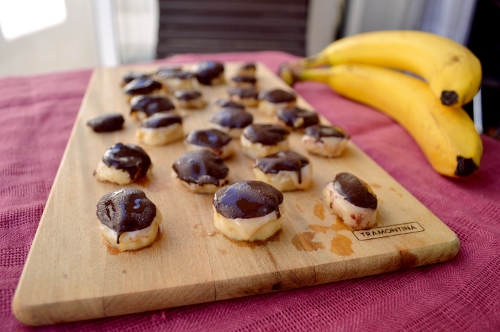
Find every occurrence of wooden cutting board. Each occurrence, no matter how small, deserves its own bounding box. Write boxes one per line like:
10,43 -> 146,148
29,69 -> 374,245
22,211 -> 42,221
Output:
12,62 -> 459,326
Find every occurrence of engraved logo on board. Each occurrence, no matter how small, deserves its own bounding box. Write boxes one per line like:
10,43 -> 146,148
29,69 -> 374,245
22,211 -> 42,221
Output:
353,222 -> 424,240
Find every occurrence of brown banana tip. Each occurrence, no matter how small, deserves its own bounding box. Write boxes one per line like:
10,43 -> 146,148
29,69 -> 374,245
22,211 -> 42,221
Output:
278,62 -> 298,86
455,156 -> 478,177
441,91 -> 459,106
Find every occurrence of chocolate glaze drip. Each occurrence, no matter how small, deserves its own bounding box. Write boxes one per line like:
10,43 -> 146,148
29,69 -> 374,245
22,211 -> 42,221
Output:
140,113 -> 182,129
334,172 -> 377,209
209,108 -> 253,129
186,129 -> 232,149
213,181 -> 284,219
227,87 -> 259,99
123,72 -> 149,85
276,106 -> 319,129
101,143 -> 152,181
124,77 -> 162,95
172,149 -> 229,186
131,95 -> 175,117
87,113 -> 124,132
231,75 -> 257,85
243,124 -> 289,145
96,188 -> 156,244
174,89 -> 202,101
194,61 -> 224,85
305,125 -> 349,141
259,89 -> 296,103
215,99 -> 245,110
255,151 -> 309,184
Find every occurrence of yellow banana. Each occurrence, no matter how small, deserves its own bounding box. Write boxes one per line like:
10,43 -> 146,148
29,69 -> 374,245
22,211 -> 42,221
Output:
295,65 -> 482,178
290,30 -> 482,107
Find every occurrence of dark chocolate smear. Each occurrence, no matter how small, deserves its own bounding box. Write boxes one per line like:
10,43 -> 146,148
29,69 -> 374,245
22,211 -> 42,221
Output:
227,87 -> 259,99
102,143 -> 152,181
174,89 -> 202,101
276,106 -> 319,129
255,151 -> 309,184
124,77 -> 162,95
242,124 -> 289,145
305,125 -> 349,140
215,99 -> 245,110
96,188 -> 156,244
259,89 -> 296,103
194,61 -> 225,85
185,129 -> 233,149
213,181 -> 284,219
131,95 -> 175,117
123,72 -> 149,85
334,172 -> 377,209
172,149 -> 229,186
231,75 -> 257,85
209,108 -> 253,129
87,113 -> 124,132
140,113 -> 182,129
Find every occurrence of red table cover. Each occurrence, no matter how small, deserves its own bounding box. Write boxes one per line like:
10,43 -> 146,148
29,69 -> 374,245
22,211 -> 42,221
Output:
1,51 -> 500,331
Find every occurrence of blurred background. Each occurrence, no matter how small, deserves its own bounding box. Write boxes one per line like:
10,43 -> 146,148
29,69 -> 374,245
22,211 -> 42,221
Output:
0,0 -> 498,137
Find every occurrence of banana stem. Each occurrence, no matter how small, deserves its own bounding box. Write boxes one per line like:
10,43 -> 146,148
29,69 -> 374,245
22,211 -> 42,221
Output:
300,53 -> 329,68
296,68 -> 333,84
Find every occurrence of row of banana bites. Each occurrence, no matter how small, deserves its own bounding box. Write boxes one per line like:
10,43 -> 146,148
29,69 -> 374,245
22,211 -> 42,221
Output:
88,61 -> 378,252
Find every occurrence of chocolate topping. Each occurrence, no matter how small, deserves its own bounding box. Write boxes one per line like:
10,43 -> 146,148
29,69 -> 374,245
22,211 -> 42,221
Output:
213,181 -> 284,219
255,151 -> 309,183
276,106 -> 319,129
185,129 -> 233,149
172,149 -> 229,186
242,124 -> 289,145
101,143 -> 152,181
174,89 -> 202,101
215,99 -> 245,110
124,77 -> 162,95
123,72 -> 149,85
305,125 -> 349,141
334,172 -> 377,209
227,87 -> 259,99
96,188 -> 157,244
231,75 -> 257,85
131,95 -> 175,117
140,113 -> 182,129
209,108 -> 253,129
259,89 -> 296,103
87,113 -> 124,132
240,63 -> 256,71
193,61 -> 225,85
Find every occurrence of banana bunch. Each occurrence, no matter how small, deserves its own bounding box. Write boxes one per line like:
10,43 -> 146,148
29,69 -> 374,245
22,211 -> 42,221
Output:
279,30 -> 483,178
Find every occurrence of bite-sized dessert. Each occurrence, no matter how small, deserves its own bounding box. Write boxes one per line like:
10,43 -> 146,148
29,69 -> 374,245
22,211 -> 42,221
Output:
227,87 -> 259,107
156,67 -> 194,91
87,113 -> 124,133
236,62 -> 256,77
258,89 -> 297,117
136,113 -> 184,146
209,107 -> 253,138
240,124 -> 290,159
130,95 -> 176,121
254,151 -> 312,191
214,98 -> 246,111
123,77 -> 163,102
96,188 -> 162,251
94,143 -> 152,185
276,106 -> 319,131
185,128 -> 234,159
172,149 -> 229,194
121,72 -> 150,87
230,75 -> 257,89
193,61 -> 225,85
173,89 -> 206,109
323,172 -> 378,230
301,124 -> 350,157
213,180 -> 284,242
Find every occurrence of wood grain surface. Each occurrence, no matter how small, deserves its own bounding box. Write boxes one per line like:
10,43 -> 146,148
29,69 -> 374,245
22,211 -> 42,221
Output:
12,62 -> 460,326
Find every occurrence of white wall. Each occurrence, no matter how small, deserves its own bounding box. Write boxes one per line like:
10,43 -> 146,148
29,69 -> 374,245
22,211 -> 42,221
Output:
0,1 -> 100,77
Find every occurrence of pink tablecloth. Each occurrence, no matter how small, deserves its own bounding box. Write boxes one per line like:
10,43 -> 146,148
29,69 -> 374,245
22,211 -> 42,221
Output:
1,51 -> 500,331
